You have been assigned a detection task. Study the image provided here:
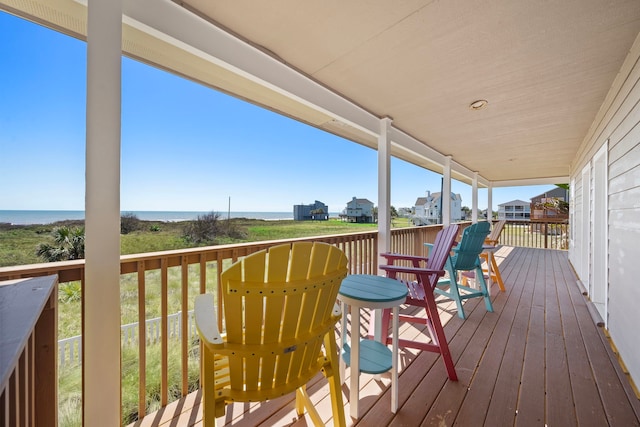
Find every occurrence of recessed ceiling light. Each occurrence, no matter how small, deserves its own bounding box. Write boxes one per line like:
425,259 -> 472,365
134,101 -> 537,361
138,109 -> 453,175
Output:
469,99 -> 488,110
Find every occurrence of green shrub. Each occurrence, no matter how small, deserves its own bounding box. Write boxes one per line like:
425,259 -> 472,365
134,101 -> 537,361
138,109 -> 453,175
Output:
121,212 -> 141,235
182,211 -> 221,245
59,282 -> 81,303
36,226 -> 85,262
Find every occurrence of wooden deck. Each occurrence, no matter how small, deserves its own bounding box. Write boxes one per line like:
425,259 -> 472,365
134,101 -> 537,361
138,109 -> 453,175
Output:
131,246 -> 640,426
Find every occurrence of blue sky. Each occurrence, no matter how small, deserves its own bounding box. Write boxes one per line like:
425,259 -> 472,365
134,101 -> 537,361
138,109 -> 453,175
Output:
0,11 -> 553,213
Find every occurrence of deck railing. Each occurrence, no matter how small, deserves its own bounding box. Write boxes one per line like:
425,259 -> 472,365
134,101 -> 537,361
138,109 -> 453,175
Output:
498,219 -> 569,249
58,310 -> 198,367
0,275 -> 58,427
0,220 -> 567,425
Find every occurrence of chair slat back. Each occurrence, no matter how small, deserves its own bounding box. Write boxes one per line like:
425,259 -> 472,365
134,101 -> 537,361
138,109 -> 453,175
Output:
423,224 -> 461,288
426,224 -> 461,271
450,222 -> 491,271
486,220 -> 506,245
220,241 -> 348,396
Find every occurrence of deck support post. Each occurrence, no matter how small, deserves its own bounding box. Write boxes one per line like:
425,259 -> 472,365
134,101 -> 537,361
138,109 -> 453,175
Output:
472,172 -> 479,224
442,156 -> 452,226
488,182 -> 493,221
84,0 -> 123,425
377,117 -> 393,270
375,117 -> 392,342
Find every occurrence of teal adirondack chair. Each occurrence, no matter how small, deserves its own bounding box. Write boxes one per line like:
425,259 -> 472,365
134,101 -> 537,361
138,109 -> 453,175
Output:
429,221 -> 493,319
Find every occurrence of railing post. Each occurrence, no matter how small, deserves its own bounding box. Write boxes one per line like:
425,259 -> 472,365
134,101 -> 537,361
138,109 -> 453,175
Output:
544,222 -> 548,249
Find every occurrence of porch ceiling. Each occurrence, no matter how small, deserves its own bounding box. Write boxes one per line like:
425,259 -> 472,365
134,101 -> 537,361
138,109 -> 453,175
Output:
3,0 -> 640,185
178,0 -> 640,184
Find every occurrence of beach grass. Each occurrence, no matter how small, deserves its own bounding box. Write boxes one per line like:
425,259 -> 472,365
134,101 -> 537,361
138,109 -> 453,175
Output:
0,217 -> 384,267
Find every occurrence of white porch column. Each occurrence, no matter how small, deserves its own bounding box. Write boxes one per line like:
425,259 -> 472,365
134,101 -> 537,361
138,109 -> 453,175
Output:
374,117 -> 392,342
488,182 -> 493,221
442,156 -> 452,226
377,117 -> 392,271
472,172 -> 478,224
84,0 -> 122,425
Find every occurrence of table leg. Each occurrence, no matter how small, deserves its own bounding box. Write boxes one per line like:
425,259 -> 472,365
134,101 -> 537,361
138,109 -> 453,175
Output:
391,305 -> 399,413
350,306 -> 360,419
480,251 -> 494,289
486,251 -> 493,287
340,301 -> 347,384
490,252 -> 506,291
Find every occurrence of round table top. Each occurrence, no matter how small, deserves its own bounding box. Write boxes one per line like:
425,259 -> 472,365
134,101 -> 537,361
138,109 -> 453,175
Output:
338,274 -> 408,309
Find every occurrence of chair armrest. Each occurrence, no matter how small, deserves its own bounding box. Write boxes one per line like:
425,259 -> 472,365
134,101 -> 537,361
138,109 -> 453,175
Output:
195,294 -> 223,347
381,252 -> 430,266
380,264 -> 445,277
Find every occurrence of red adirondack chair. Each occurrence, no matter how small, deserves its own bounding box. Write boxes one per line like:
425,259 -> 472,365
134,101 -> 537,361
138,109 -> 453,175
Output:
377,224 -> 460,381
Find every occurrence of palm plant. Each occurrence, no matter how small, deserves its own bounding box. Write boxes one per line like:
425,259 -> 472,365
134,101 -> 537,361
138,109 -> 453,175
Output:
36,226 -> 85,262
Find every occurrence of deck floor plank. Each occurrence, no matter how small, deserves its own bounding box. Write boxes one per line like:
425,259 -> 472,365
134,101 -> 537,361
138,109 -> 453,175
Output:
453,244 -> 533,426
559,253 -> 640,427
552,250 -> 609,427
419,297 -> 501,426
483,247 -> 539,426
544,250 -> 578,427
420,245 -> 531,426
131,247 -> 640,427
373,298 -> 482,426
514,249 -> 546,427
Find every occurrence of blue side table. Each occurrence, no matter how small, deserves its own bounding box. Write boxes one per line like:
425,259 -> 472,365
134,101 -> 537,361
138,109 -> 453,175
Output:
338,274 -> 408,418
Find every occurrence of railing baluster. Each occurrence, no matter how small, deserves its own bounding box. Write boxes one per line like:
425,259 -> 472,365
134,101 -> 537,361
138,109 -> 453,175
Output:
216,253 -> 223,329
161,257 -> 168,406
137,261 -> 146,418
181,257 -> 189,396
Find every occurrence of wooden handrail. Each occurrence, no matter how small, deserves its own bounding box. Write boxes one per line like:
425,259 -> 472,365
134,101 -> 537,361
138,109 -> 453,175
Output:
0,275 -> 58,427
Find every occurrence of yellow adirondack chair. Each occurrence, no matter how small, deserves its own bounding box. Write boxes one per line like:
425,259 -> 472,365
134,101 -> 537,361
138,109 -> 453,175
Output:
195,242 -> 348,427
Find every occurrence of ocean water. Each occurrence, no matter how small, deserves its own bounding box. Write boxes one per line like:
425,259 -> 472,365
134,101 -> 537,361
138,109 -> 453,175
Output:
0,210 -> 319,225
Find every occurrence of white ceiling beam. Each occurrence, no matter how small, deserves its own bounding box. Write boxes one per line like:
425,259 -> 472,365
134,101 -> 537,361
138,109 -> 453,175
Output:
390,127 -> 447,165
122,0 -> 380,137
451,160 -> 490,187
492,176 -> 570,187
389,127 -> 490,186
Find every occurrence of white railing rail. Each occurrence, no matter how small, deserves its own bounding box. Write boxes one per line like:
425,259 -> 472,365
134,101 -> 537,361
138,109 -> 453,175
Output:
58,310 -> 196,367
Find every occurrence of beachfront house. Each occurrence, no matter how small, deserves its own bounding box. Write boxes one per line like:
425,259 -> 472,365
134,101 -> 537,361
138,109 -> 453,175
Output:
498,199 -> 531,221
345,197 -> 374,223
530,187 -> 570,220
413,191 -> 462,225
2,1 -> 640,426
293,200 -> 329,221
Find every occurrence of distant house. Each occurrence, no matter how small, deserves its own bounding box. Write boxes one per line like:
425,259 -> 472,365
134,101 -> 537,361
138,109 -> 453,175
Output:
413,191 -> 462,225
345,197 -> 374,223
498,199 -> 531,221
530,187 -> 569,220
293,200 -> 329,221
397,207 -> 413,217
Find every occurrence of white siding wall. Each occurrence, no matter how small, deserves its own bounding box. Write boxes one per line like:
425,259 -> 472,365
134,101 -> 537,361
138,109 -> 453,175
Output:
570,32 -> 640,387
570,174 -> 584,286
